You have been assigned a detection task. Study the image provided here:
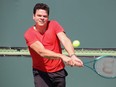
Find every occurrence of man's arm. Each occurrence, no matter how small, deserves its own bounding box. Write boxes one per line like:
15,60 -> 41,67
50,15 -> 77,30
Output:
57,32 -> 83,67
57,32 -> 75,56
29,41 -> 71,63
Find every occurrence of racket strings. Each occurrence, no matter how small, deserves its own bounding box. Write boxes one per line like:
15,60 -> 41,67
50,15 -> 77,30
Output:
95,57 -> 116,78
103,59 -> 114,74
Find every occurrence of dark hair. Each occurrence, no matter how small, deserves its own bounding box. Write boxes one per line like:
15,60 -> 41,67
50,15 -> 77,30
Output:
33,3 -> 49,15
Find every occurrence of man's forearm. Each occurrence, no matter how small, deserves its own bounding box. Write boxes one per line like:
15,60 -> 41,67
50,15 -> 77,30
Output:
62,38 -> 75,56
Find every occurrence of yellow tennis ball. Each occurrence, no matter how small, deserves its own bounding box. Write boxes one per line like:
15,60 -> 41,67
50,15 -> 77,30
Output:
73,40 -> 80,48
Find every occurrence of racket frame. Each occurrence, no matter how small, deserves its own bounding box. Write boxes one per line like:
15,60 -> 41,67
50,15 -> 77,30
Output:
84,55 -> 116,79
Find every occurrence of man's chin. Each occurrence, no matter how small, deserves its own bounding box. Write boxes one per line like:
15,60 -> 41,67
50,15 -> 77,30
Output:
38,24 -> 45,26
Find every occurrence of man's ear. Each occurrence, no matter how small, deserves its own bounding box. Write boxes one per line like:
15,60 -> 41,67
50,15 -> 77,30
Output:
33,14 -> 35,20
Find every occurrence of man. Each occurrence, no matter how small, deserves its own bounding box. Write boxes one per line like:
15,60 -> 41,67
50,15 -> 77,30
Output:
24,3 -> 83,87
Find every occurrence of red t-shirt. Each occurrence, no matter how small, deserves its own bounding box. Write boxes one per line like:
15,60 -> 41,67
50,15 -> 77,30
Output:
24,20 -> 65,72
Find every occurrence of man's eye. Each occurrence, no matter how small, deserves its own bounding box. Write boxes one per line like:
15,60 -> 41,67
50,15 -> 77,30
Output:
37,15 -> 48,18
37,15 -> 41,17
43,16 -> 48,18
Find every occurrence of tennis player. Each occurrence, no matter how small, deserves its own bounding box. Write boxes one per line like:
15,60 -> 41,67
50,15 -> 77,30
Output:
24,3 -> 83,87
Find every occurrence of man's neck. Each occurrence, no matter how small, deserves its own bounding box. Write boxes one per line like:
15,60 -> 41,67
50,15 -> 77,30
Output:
34,24 -> 47,34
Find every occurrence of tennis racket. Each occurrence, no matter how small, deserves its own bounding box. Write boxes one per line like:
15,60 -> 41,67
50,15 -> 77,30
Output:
84,55 -> 116,79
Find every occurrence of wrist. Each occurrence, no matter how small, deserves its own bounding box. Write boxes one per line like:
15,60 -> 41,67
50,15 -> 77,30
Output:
70,54 -> 76,57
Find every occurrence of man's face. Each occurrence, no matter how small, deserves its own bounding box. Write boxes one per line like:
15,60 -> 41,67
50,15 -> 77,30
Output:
33,9 -> 49,26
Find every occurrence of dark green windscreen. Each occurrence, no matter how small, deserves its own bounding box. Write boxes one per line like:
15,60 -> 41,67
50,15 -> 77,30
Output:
0,56 -> 116,87
0,1 -> 116,87
0,0 -> 116,48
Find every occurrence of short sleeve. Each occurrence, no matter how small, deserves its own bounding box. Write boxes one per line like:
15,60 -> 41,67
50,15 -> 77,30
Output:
52,20 -> 64,34
24,28 -> 38,46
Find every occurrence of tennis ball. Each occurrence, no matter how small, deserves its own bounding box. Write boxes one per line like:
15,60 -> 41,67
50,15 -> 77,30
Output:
72,40 -> 80,48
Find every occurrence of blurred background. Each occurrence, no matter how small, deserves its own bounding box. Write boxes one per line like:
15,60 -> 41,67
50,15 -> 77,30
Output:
0,0 -> 116,87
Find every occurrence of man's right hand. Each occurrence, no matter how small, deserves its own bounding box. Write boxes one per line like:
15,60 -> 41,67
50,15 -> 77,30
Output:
61,55 -> 83,67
